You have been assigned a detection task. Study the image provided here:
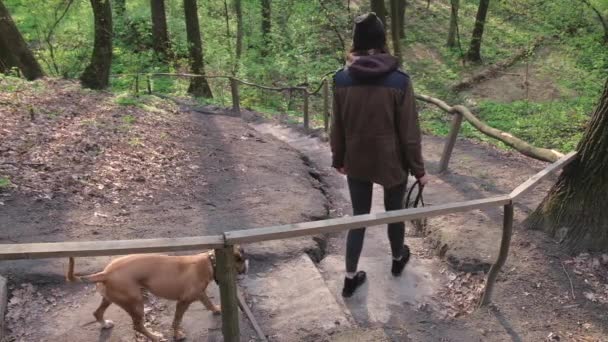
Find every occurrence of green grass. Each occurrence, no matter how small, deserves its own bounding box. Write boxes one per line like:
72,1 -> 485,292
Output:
0,177 -> 12,190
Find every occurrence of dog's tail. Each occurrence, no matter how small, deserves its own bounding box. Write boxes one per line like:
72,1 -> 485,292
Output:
66,257 -> 107,283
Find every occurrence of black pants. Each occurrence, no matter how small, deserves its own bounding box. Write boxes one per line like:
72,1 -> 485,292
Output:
345,177 -> 407,273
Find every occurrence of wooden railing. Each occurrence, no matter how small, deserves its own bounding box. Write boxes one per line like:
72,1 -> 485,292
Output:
114,71 -> 564,174
0,151 -> 577,341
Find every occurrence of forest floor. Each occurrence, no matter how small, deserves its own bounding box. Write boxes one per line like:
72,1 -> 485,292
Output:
1,78 -> 607,341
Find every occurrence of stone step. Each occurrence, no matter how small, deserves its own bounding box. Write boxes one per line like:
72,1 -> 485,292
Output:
318,254 -> 444,327
241,254 -> 351,341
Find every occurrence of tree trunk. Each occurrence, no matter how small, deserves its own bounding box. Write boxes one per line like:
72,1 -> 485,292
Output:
370,0 -> 387,27
0,0 -> 44,80
398,0 -> 406,38
261,0 -> 271,56
580,0 -> 608,44
150,0 -> 171,59
80,0 -> 113,89
527,78 -> 608,253
183,0 -> 212,98
465,0 -> 490,63
389,0 -> 401,65
234,0 -> 243,63
447,0 -> 459,47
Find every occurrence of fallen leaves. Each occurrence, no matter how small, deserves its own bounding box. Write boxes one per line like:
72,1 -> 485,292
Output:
0,78 -> 206,206
436,270 -> 486,318
563,253 -> 608,304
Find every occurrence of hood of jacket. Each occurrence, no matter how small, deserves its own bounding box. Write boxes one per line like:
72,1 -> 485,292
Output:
346,53 -> 399,81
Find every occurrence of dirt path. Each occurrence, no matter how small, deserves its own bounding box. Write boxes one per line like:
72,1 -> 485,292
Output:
0,80 -> 330,341
1,79 -> 606,341
249,118 -> 608,342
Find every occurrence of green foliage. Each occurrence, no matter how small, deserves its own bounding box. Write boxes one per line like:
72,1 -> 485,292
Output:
0,177 -> 12,190
4,0 -> 607,153
122,114 -> 137,125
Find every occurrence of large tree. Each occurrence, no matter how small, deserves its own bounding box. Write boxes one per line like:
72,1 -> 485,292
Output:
465,0 -> 490,63
398,0 -> 406,38
447,0 -> 459,48
80,0 -> 113,89
261,0 -> 271,56
527,78 -> 608,252
150,0 -> 171,59
389,0 -> 402,64
234,0 -> 243,64
183,0 -> 212,98
0,0 -> 44,80
370,0 -> 387,27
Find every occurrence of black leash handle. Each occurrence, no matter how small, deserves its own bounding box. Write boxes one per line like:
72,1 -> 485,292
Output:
405,180 -> 425,209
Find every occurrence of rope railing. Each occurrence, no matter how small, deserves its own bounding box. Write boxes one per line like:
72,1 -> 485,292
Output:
0,151 -> 578,341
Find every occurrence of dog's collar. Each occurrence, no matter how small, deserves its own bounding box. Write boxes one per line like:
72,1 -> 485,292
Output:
209,252 -> 218,284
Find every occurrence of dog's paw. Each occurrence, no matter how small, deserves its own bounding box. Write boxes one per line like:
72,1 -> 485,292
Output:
101,320 -> 114,329
173,329 -> 187,341
212,305 -> 221,315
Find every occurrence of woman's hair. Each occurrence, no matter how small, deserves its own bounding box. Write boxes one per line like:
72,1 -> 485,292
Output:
346,45 -> 391,65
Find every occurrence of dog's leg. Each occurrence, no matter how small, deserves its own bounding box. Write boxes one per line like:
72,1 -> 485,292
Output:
172,300 -> 192,341
199,292 -> 221,315
93,297 -> 114,329
116,299 -> 163,342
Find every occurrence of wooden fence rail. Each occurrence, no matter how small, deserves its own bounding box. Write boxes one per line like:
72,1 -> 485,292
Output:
114,71 -> 564,174
0,152 -> 577,341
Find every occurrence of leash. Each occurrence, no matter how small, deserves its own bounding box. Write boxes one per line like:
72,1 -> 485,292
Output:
405,180 -> 425,209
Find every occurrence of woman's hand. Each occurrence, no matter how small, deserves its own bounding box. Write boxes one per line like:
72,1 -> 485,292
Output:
416,174 -> 429,187
336,167 -> 346,175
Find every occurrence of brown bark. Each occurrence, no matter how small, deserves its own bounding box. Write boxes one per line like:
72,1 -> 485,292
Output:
447,0 -> 459,47
261,0 -> 271,56
234,0 -> 243,62
183,0 -> 212,98
0,0 -> 44,80
80,0 -> 113,89
150,0 -> 171,59
527,79 -> 608,253
370,0 -> 387,27
398,0 -> 406,38
389,0 -> 401,65
466,0 -> 490,63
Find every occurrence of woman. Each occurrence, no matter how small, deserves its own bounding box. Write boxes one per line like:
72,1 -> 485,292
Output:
331,12 -> 428,298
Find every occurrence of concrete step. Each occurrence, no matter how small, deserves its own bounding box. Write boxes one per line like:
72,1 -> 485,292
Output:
318,254 -> 444,327
241,254 -> 351,341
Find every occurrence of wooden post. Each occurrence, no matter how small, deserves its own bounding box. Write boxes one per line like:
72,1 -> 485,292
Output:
479,202 -> 514,307
303,89 -> 309,131
230,77 -> 240,114
323,79 -> 329,132
439,112 -> 463,173
215,245 -> 240,341
146,75 -> 152,95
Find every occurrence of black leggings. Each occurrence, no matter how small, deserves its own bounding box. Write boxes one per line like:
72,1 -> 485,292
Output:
345,177 -> 407,273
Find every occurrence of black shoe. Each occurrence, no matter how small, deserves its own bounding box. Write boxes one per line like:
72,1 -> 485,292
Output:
391,245 -> 411,276
341,271 -> 366,298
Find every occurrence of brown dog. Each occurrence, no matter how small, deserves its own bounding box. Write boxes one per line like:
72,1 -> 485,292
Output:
67,247 -> 247,341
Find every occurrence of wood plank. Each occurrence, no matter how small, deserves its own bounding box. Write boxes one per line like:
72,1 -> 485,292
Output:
0,236 -> 224,260
439,112 -> 463,173
225,196 -> 511,244
480,203 -> 514,306
237,289 -> 268,342
216,246 -> 240,342
510,151 -> 577,200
